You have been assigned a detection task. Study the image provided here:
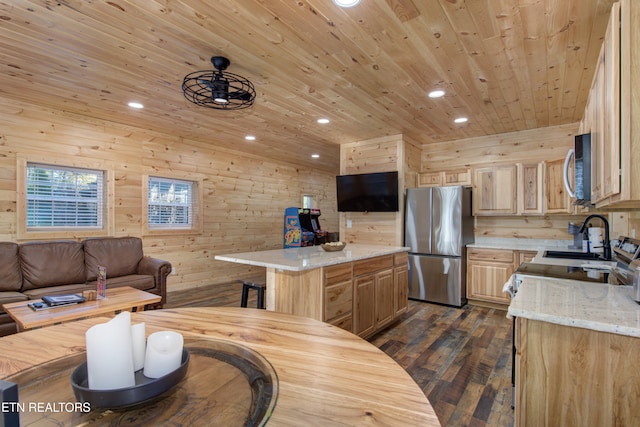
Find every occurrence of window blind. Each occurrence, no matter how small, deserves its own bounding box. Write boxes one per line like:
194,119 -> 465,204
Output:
26,163 -> 103,228
148,177 -> 193,228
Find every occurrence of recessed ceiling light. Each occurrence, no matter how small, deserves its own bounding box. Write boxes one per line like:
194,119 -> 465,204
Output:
311,154 -> 320,158
128,102 -> 144,109
454,117 -> 468,124
428,90 -> 445,98
333,0 -> 360,7
317,118 -> 330,124
244,135 -> 256,141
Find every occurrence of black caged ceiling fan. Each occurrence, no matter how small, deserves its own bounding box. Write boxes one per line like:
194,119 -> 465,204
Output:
182,56 -> 256,110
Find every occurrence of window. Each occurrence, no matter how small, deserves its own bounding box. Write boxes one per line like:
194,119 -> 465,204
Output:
26,163 -> 104,229
147,176 -> 196,229
302,194 -> 316,209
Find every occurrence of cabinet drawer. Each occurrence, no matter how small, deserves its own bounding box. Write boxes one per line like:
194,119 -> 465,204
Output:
324,263 -> 352,286
394,251 -> 408,266
467,248 -> 514,263
353,255 -> 393,276
329,314 -> 352,332
324,280 -> 353,322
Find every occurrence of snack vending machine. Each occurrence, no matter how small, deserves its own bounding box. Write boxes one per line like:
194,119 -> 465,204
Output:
283,207 -> 325,248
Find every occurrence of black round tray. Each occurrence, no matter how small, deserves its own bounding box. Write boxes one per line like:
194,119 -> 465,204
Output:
70,348 -> 190,408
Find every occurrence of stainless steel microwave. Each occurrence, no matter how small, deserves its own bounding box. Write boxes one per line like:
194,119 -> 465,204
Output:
563,133 -> 592,206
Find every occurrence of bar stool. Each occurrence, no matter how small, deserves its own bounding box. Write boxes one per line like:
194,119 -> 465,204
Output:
239,280 -> 266,309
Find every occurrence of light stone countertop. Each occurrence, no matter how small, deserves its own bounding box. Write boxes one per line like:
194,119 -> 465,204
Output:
215,244 -> 409,272
467,237 -> 574,251
508,276 -> 640,337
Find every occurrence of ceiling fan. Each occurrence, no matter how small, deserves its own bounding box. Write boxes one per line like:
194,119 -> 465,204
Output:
182,56 -> 256,110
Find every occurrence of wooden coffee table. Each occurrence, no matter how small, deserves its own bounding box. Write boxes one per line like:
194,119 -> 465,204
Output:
2,286 -> 161,332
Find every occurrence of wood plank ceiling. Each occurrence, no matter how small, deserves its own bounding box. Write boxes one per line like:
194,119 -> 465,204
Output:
0,0 -> 616,172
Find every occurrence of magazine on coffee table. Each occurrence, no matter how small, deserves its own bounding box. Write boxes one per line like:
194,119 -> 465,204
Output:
41,294 -> 86,306
28,301 -> 79,311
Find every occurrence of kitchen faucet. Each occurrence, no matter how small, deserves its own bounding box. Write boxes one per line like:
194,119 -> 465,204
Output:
578,214 -> 611,260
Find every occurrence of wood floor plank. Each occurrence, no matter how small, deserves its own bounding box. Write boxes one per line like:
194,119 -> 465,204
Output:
167,284 -> 514,427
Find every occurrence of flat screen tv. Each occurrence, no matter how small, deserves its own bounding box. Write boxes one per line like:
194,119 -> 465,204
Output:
336,171 -> 399,212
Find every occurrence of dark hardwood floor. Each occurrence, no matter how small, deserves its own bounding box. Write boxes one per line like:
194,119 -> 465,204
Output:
166,281 -> 514,427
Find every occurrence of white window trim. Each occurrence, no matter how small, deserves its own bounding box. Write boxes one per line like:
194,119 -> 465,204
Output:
17,154 -> 114,240
142,174 -> 203,236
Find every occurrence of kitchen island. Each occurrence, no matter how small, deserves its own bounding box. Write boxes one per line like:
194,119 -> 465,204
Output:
216,244 -> 409,338
508,277 -> 640,426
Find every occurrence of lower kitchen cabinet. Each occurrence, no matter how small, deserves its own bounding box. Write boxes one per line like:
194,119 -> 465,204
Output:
467,248 -> 514,307
515,317 -> 640,426
467,248 -> 536,308
393,252 -> 409,317
323,263 -> 353,331
354,273 -> 377,337
324,254 -> 408,339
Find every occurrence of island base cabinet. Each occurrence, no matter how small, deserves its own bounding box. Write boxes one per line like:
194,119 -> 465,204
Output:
393,261 -> 409,317
267,253 -> 409,339
323,263 -> 354,331
354,274 -> 376,337
515,318 -> 640,426
270,268 -> 323,320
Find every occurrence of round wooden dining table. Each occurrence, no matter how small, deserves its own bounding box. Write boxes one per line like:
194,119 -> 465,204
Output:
0,307 -> 440,426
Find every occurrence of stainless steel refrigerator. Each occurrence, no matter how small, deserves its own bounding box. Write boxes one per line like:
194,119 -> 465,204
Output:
404,186 -> 473,307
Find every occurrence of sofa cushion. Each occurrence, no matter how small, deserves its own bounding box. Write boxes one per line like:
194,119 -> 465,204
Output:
19,241 -> 86,290
84,237 -> 143,281
0,291 -> 29,309
0,242 -> 22,291
22,283 -> 90,300
87,274 -> 154,292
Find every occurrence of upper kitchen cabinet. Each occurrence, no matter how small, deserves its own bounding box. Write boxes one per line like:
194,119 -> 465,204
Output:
585,1 -> 620,205
517,163 -> 543,215
544,159 -> 573,214
473,165 -> 517,215
474,163 -> 547,216
584,1 -> 640,208
418,168 -> 471,188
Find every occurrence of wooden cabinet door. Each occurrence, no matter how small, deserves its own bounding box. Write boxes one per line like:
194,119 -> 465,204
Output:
517,163 -> 543,214
394,264 -> 408,317
517,250 -> 537,266
473,166 -> 517,215
418,172 -> 442,187
443,169 -> 472,186
354,274 -> 375,337
544,159 -> 573,213
467,248 -> 515,306
599,2 -> 621,202
375,269 -> 395,329
590,2 -> 621,206
467,261 -> 513,305
323,263 -> 353,331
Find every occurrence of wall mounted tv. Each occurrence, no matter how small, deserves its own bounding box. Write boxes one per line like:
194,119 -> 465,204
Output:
336,171 -> 399,212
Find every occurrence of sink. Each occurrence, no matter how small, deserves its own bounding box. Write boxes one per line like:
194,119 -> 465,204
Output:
542,250 -> 602,260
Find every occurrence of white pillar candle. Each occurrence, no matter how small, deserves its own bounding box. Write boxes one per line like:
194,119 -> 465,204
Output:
131,322 -> 146,372
85,311 -> 135,390
143,331 -> 184,379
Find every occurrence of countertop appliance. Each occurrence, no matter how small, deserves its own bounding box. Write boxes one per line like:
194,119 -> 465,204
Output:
404,186 -> 473,307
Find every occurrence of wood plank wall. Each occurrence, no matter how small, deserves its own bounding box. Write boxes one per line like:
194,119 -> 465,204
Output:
339,135 -> 412,246
0,97 -> 339,292
421,123 -> 603,239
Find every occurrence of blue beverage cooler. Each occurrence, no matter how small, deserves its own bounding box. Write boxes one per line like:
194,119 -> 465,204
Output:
284,207 -> 326,248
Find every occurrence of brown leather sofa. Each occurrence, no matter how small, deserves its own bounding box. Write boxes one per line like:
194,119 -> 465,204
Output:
0,237 -> 171,336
